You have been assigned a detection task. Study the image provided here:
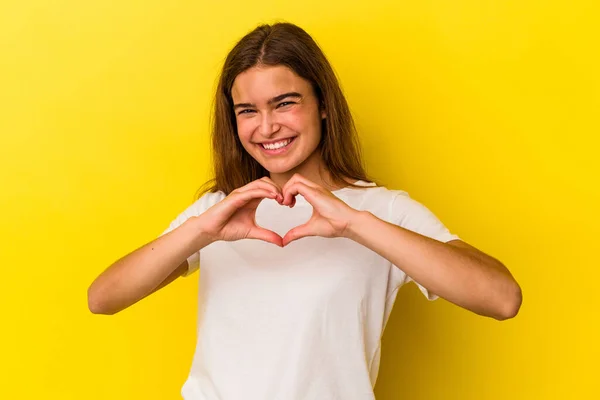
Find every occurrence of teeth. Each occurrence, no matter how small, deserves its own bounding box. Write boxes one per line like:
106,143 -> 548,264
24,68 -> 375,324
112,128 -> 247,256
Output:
262,138 -> 292,150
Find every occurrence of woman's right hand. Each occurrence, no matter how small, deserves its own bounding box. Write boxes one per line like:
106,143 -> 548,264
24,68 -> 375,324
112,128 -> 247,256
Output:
196,177 -> 285,247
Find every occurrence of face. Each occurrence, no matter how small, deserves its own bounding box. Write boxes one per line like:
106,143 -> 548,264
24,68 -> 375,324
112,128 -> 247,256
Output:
231,65 -> 326,176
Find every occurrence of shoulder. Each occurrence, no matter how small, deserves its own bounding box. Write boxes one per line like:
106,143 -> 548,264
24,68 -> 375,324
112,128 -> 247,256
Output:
346,183 -> 433,222
338,182 -> 407,219
344,181 -> 408,203
160,191 -> 227,236
173,190 -> 227,218
348,182 -> 458,241
192,190 -> 227,213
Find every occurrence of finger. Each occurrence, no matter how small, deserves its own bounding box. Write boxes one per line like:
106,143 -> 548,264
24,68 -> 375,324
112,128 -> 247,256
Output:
228,188 -> 278,209
281,175 -> 320,205
259,177 -> 285,204
282,222 -> 314,246
281,174 -> 321,192
248,227 -> 284,247
259,176 -> 283,192
288,173 -> 319,188
236,178 -> 283,203
236,179 -> 282,197
282,182 -> 317,206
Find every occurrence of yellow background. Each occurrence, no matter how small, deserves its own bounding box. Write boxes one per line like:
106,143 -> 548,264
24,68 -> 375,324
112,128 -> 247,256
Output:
1,1 -> 598,399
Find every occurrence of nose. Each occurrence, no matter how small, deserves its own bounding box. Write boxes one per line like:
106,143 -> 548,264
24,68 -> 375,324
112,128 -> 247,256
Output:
258,111 -> 280,137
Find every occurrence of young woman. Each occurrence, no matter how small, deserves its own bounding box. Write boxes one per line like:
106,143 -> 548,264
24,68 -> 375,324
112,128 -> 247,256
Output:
88,22 -> 522,400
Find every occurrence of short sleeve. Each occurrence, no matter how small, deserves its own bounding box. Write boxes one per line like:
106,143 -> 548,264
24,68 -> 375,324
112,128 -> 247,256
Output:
389,190 -> 460,301
159,191 -> 225,276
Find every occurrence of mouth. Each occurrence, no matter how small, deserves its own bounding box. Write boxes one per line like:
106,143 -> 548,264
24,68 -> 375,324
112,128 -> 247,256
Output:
257,136 -> 297,155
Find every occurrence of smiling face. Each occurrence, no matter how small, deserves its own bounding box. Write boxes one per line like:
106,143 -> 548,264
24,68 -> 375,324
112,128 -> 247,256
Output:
231,65 -> 326,181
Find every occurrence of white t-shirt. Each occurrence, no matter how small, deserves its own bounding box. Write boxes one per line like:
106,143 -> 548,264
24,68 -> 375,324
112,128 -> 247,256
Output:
161,181 -> 459,400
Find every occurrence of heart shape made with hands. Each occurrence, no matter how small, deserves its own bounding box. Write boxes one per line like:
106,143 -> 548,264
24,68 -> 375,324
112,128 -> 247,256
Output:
252,181 -> 354,247
254,192 -> 310,247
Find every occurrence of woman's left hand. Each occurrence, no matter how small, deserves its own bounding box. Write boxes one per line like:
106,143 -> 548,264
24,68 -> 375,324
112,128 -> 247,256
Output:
279,173 -> 362,246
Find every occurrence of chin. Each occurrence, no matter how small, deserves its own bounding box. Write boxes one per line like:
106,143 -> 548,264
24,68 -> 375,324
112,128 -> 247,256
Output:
261,161 -> 300,175
248,140 -> 320,176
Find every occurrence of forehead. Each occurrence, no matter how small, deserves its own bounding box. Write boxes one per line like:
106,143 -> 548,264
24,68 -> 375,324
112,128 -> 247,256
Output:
231,65 -> 312,102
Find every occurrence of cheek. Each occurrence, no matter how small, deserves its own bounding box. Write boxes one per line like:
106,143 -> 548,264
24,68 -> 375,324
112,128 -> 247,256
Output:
281,108 -> 314,132
236,118 -> 256,142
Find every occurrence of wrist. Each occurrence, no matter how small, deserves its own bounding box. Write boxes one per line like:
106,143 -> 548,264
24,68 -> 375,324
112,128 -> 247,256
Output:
344,210 -> 374,242
187,216 -> 216,248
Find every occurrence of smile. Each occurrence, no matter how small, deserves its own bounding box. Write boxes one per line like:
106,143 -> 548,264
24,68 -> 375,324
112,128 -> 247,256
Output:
258,137 -> 296,154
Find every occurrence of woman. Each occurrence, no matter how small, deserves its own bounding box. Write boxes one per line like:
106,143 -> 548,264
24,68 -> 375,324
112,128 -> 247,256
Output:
88,22 -> 522,400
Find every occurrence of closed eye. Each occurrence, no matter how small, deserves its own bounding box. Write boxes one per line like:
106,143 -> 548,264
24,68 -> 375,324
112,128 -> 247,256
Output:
277,101 -> 296,108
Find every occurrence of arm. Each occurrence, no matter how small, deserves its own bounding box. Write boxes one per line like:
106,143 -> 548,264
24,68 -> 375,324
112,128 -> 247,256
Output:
279,173 -> 522,321
87,216 -> 211,315
88,177 -> 284,315
347,211 -> 522,320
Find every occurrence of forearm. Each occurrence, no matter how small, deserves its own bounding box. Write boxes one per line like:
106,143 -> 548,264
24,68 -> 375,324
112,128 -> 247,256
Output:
346,211 -> 521,320
88,216 -> 212,315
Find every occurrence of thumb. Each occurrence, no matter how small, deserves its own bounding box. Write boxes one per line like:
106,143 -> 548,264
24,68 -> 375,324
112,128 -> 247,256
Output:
282,222 -> 314,247
248,227 -> 284,247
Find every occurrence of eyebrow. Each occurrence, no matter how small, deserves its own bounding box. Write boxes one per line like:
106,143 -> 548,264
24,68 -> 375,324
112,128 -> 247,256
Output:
233,92 -> 303,110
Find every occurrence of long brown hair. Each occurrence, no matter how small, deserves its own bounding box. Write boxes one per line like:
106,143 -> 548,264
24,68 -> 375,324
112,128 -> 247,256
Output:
196,22 -> 373,198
